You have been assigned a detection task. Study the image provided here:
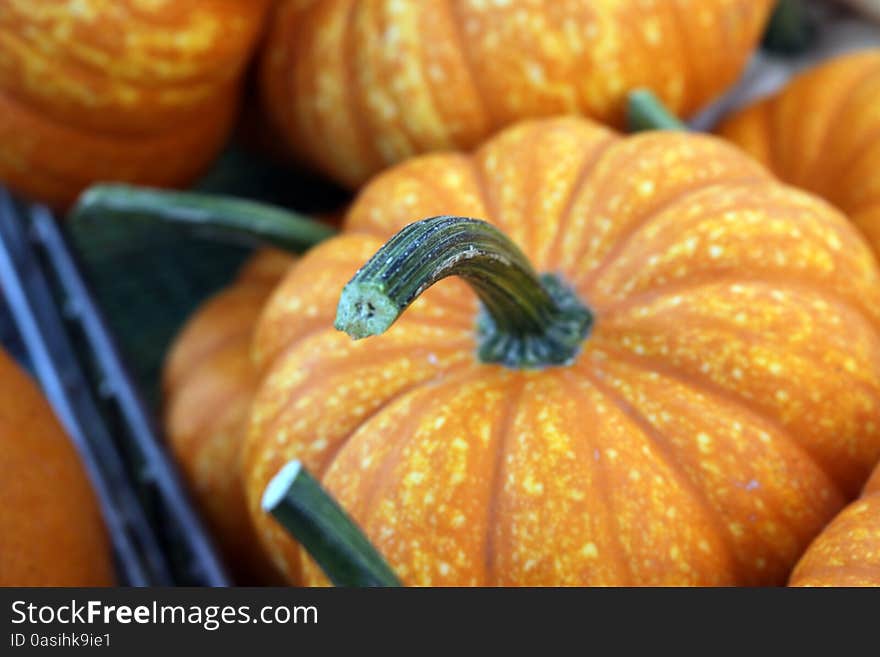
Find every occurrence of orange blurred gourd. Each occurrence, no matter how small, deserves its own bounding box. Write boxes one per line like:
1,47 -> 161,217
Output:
0,349 -> 114,585
260,0 -> 774,189
244,116 -> 880,586
0,0 -> 271,208
790,464 -> 880,586
164,249 -> 293,583
718,50 -> 880,255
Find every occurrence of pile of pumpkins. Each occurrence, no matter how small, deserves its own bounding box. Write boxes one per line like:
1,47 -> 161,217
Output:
2,0 -> 879,587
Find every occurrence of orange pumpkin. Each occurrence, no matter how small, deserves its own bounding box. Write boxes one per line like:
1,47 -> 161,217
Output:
0,0 -> 271,208
790,464 -> 880,586
260,0 -> 774,189
0,349 -> 114,585
164,248 -> 293,583
243,116 -> 880,586
718,50 -> 880,254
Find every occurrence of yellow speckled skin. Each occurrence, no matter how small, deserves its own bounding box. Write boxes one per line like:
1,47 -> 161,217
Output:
164,250 -> 293,583
790,465 -> 880,586
0,0 -> 270,207
245,116 -> 880,586
260,0 -> 773,189
718,50 -> 880,257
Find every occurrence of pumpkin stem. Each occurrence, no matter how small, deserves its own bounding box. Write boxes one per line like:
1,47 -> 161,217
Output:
262,460 -> 402,587
627,89 -> 688,132
335,216 -> 593,369
70,184 -> 336,252
762,0 -> 816,56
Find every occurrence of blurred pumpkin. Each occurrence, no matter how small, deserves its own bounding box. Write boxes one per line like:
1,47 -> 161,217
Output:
790,464 -> 880,586
718,50 -> 880,253
260,0 -> 774,189
0,349 -> 114,585
244,116 -> 880,586
164,248 -> 293,583
0,0 -> 271,208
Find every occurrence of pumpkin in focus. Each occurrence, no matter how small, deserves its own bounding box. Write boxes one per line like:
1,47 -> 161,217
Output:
0,0 -> 271,208
718,50 -> 880,254
0,349 -> 114,585
164,249 -> 293,583
244,116 -> 880,586
260,0 -> 774,189
790,464 -> 880,586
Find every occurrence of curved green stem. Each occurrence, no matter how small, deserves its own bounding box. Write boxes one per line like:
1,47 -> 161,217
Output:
335,216 -> 593,369
262,460 -> 401,587
70,184 -> 336,252
627,89 -> 687,132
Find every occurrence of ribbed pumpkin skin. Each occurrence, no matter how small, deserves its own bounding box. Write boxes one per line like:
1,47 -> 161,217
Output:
790,465 -> 880,586
164,249 -> 293,583
0,349 -> 113,586
260,0 -> 773,189
244,116 -> 880,586
0,0 -> 270,208
718,50 -> 880,254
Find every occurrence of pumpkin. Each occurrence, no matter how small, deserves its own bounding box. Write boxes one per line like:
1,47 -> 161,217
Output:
0,0 -> 271,208
717,50 -> 880,254
243,116 -> 880,586
164,248 -> 294,583
790,464 -> 880,586
260,0 -> 774,189
0,348 -> 114,585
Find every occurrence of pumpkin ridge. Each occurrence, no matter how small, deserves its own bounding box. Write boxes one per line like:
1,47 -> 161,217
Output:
251,360 -> 475,584
587,341 -> 849,506
311,362 -> 478,483
483,375 -> 524,586
543,134 -> 617,268
360,0 -> 421,166
253,339 -> 474,455
820,124 -> 880,209
336,366 -> 485,582
253,321 -> 341,379
574,364 -> 740,584
284,4 -> 318,173
666,1 -> 697,111
519,125 -> 546,258
560,372 -> 640,585
803,63 -> 880,196
411,3 -> 453,153
340,0 -> 385,176
384,1 -> 454,154
767,89 -> 805,187
444,0 -> 497,130
842,192 -> 880,222
754,103 -> 779,177
760,101 -> 792,185
576,175 -> 771,290
602,274 -> 880,335
581,184 -> 878,306
468,158 -> 502,234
